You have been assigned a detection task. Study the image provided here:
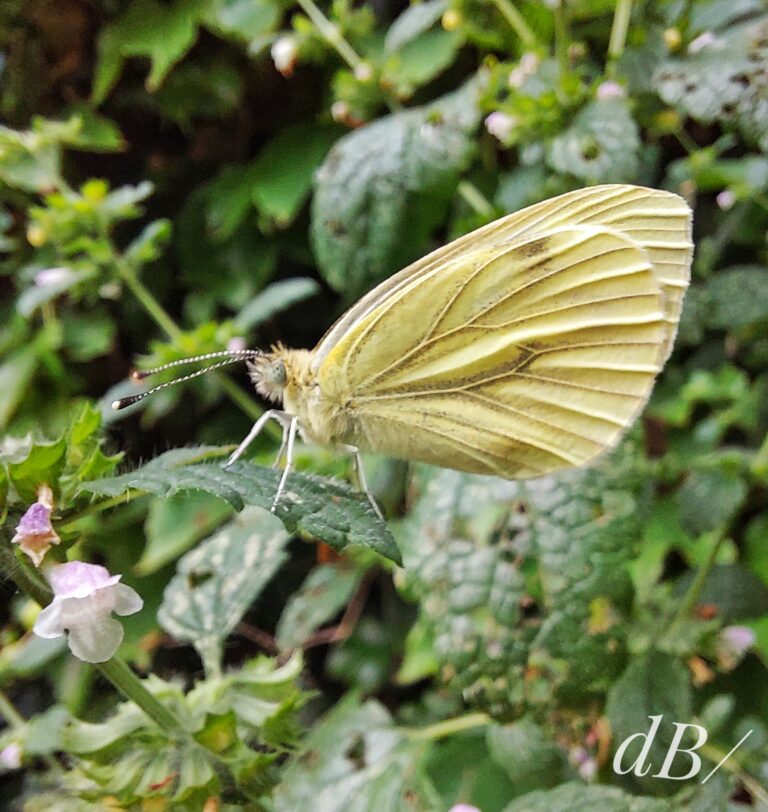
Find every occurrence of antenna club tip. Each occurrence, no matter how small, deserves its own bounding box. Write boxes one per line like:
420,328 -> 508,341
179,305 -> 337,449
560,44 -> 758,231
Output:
111,399 -> 123,410
130,369 -> 144,381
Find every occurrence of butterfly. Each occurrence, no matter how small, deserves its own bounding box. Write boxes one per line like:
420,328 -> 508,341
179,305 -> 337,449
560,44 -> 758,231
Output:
113,184 -> 693,519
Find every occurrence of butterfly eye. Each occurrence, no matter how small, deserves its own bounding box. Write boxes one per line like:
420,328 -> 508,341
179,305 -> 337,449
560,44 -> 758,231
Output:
269,360 -> 287,387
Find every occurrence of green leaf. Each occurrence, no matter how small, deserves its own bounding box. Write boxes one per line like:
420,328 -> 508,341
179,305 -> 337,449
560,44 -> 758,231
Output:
233,277 -> 321,333
382,29 -> 463,98
653,16 -> 768,151
60,310 -> 117,362
673,564 -> 768,622
384,0 -> 448,51
487,718 -> 567,795
606,651 -> 692,795
7,434 -> 67,503
138,490 -> 234,574
93,0 -> 208,103
0,344 -> 39,431
276,562 -> 364,649
397,438 -> 648,709
702,266 -> 768,330
547,98 -> 641,183
250,123 -> 340,227
676,469 -> 748,536
80,448 -> 402,564
62,105 -> 126,152
311,80 -> 481,298
272,696 -> 435,811
202,0 -> 281,41
159,507 -> 289,672
123,219 -> 172,267
502,782 -> 673,812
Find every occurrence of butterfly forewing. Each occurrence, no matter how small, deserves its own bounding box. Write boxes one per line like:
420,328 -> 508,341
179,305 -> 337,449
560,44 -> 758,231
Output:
316,224 -> 671,478
312,184 -> 692,370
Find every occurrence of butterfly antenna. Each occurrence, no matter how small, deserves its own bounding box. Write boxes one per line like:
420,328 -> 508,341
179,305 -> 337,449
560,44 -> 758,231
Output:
112,349 -> 262,410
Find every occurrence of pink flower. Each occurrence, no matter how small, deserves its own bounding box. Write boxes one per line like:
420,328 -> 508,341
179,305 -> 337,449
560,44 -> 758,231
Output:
0,743 -> 22,770
597,80 -> 625,100
485,112 -> 518,142
717,625 -> 755,669
11,485 -> 60,567
33,562 -> 143,663
449,806 -> 481,812
716,190 -> 736,210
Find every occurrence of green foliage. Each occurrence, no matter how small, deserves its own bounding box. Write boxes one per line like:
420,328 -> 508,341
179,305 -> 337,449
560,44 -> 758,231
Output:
2,0 -> 768,808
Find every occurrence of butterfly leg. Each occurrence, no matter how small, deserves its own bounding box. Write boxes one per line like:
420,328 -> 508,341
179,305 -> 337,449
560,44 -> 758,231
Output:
340,444 -> 384,521
272,415 -> 299,513
224,409 -> 292,468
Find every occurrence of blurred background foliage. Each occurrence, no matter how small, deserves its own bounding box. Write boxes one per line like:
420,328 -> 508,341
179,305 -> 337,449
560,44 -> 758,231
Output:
1,0 -> 768,809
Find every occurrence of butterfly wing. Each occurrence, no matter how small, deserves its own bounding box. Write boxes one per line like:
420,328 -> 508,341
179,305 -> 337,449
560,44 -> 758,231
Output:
316,224 -> 675,478
312,184 -> 692,369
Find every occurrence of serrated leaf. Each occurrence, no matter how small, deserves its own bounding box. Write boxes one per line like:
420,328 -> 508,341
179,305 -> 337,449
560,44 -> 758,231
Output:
233,277 -> 321,333
80,448 -> 401,564
502,782 -> 673,812
487,718 -> 567,795
397,439 -> 647,708
311,80 -> 480,298
8,434 -> 67,503
158,507 -> 289,671
606,651 -> 692,795
702,266 -> 768,330
547,98 -> 640,183
276,562 -> 364,649
272,696 -> 434,812
653,16 -> 768,151
384,0 -> 448,51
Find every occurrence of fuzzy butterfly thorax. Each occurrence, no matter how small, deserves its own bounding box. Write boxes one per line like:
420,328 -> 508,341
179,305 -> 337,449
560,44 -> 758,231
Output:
247,345 -> 350,446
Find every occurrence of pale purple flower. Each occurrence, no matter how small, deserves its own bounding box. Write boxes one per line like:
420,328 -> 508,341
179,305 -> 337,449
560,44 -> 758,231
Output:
33,267 -> 78,288
271,36 -> 298,76
354,62 -> 373,82
11,485 -> 59,567
716,190 -> 736,210
485,112 -> 518,142
597,80 -> 625,100
688,31 -> 716,54
449,805 -> 481,812
508,52 -> 539,88
717,625 -> 755,669
227,336 -> 247,353
0,743 -> 22,770
33,562 -> 143,663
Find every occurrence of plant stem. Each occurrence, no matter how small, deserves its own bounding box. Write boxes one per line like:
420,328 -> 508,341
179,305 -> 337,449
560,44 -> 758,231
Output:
700,742 -> 768,807
96,658 -> 182,734
0,690 -> 27,729
295,0 -> 364,71
669,530 -> 726,630
458,181 -> 495,219
116,261 -> 183,342
405,712 -> 491,741
115,256 -> 279,439
488,0 -> 539,48
607,0 -> 633,71
553,0 -> 569,78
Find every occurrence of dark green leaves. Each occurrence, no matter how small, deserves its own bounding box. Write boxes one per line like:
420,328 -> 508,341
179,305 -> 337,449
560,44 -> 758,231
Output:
502,782 -> 673,812
606,651 -> 692,795
81,448 -> 401,564
311,82 -> 481,298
